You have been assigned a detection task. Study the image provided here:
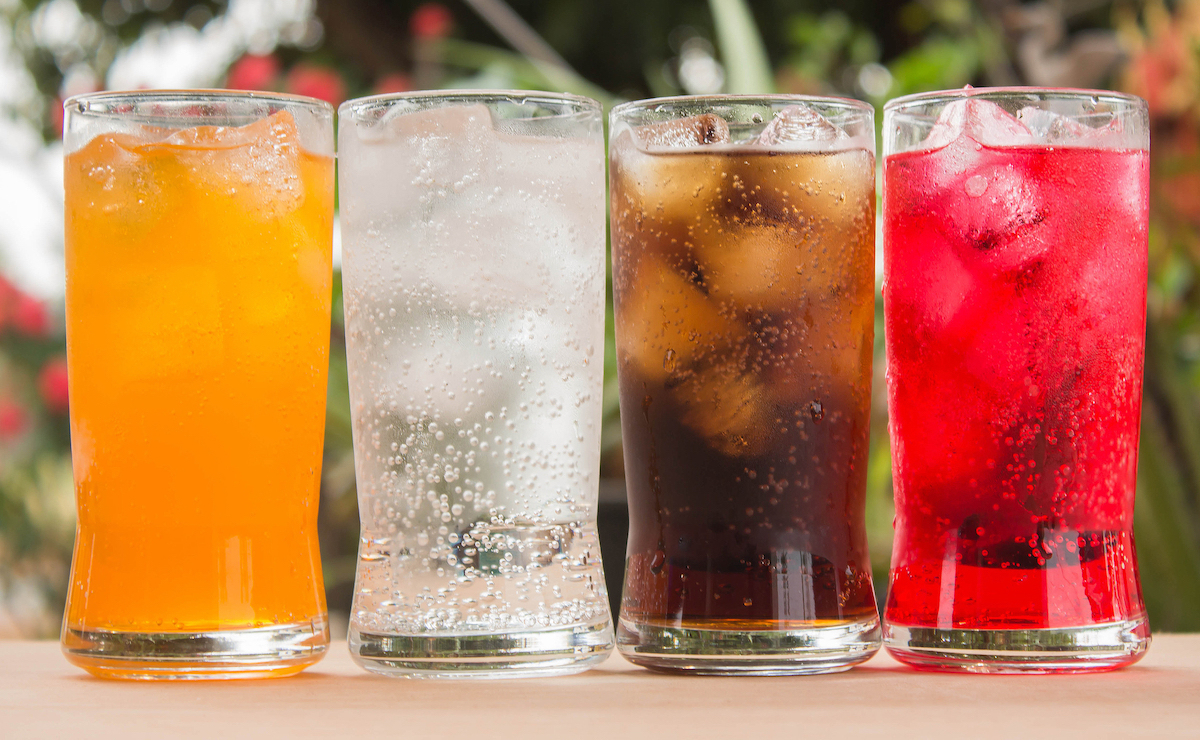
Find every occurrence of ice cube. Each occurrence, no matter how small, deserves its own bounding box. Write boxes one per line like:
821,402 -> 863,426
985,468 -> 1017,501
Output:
694,222 -> 814,312
350,100 -> 495,148
943,159 -> 1050,274
913,111 -> 1050,276
386,103 -> 494,145
150,111 -> 306,220
697,148 -> 874,312
1017,106 -> 1139,149
67,131 -> 171,232
616,256 -> 746,385
610,127 -> 728,236
924,98 -> 1035,150
631,114 -> 730,150
756,105 -> 847,147
675,365 -> 772,458
1016,107 -> 1089,142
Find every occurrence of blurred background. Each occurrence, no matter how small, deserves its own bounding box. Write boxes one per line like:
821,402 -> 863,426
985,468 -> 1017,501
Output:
1,0 -> 1199,638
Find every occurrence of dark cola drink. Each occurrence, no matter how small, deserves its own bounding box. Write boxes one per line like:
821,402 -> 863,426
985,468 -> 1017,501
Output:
608,98 -> 881,674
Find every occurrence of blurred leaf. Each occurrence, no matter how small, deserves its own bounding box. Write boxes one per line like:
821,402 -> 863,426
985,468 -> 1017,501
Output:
886,36 -> 979,96
437,38 -> 618,108
708,0 -> 774,94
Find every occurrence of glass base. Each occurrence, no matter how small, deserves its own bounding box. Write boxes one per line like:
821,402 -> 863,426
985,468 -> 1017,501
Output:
348,619 -> 614,679
617,615 -> 881,675
61,618 -> 329,680
883,618 -> 1151,673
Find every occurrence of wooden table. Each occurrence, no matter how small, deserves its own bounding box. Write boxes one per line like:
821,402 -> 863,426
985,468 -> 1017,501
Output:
4,637 -> 1199,738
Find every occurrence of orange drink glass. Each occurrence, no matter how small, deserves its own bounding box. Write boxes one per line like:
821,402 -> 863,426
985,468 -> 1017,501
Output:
61,91 -> 334,679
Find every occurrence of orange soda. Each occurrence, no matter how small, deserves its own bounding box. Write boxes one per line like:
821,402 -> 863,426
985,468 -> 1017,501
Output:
61,109 -> 332,678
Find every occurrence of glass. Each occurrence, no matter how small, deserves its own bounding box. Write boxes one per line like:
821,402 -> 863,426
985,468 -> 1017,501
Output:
338,91 -> 614,678
882,87 -> 1151,672
61,91 -> 335,679
609,95 -> 881,674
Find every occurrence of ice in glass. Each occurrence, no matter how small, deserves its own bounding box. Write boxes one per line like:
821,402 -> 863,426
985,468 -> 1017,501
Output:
882,88 -> 1151,671
338,92 -> 613,678
61,92 -> 334,679
610,96 -> 881,674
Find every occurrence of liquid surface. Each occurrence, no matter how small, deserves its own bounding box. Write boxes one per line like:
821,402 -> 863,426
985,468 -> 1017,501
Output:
64,112 -> 333,632
883,135 -> 1148,629
610,132 -> 878,628
339,104 -> 610,635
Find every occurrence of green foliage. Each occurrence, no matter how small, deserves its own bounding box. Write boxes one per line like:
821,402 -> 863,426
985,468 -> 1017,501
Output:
785,11 -> 880,83
5,0 -> 1200,636
886,36 -> 979,96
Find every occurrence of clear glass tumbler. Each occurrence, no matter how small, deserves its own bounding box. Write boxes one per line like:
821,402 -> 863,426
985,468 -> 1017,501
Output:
609,96 -> 881,674
882,88 -> 1151,672
61,91 -> 334,679
338,91 -> 614,678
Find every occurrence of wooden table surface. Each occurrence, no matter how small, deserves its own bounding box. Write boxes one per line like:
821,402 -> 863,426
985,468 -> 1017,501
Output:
4,636 -> 1199,738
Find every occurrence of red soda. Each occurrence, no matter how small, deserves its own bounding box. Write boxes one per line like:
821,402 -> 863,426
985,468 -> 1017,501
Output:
882,101 -> 1149,641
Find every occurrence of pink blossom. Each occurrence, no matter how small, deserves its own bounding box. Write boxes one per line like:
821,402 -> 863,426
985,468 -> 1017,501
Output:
227,54 -> 281,92
411,3 -> 453,39
11,294 -> 48,338
0,398 -> 27,439
38,357 -> 70,414
285,64 -> 347,107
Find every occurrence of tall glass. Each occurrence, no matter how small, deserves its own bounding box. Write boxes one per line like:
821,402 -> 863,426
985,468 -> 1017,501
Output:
338,91 -> 613,678
882,88 -> 1150,672
610,96 -> 881,674
61,91 -> 334,679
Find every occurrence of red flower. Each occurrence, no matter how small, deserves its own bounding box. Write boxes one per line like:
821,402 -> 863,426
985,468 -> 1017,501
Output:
411,3 -> 453,39
12,293 -> 48,338
373,73 -> 413,95
284,64 -> 347,107
38,357 -> 70,414
0,398 -> 27,439
227,54 -> 281,91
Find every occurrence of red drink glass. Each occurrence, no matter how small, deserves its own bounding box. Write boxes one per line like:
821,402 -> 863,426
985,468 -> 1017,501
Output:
882,88 -> 1150,672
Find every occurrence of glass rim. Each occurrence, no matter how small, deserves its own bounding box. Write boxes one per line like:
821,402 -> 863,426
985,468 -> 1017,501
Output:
611,93 -> 874,120
339,89 -> 601,121
64,89 -> 334,117
884,86 -> 1146,114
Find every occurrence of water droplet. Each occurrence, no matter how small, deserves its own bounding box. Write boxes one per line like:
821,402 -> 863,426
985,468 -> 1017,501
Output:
649,549 -> 666,574
663,348 -> 677,372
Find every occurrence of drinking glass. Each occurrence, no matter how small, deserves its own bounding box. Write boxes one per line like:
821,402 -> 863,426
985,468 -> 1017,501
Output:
338,91 -> 614,678
61,91 -> 335,679
609,96 -> 881,674
882,88 -> 1151,672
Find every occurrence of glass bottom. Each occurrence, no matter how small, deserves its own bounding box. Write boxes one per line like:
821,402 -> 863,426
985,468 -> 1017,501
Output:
61,618 -> 329,680
348,619 -> 614,679
883,618 -> 1151,673
617,614 -> 881,675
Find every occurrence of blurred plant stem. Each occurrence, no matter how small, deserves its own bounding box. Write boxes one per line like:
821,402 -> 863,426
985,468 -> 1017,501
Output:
709,0 -> 775,93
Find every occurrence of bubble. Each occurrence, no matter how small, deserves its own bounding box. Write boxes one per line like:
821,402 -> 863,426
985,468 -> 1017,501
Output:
808,400 -> 825,422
